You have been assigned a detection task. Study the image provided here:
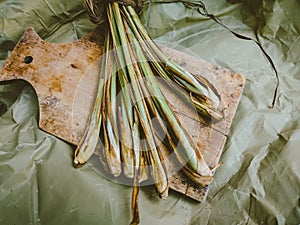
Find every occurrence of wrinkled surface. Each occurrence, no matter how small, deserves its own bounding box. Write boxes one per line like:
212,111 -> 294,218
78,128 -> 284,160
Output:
0,0 -> 299,224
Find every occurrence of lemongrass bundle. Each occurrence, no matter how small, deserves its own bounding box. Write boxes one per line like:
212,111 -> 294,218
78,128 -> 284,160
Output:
74,0 -> 223,224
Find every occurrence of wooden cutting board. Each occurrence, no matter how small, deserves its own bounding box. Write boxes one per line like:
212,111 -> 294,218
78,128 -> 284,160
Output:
0,27 -> 245,201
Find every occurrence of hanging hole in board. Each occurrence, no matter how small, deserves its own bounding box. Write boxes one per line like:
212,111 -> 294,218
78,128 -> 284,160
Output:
23,56 -> 33,64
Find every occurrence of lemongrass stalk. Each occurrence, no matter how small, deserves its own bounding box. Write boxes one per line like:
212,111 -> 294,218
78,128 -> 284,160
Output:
104,115 -> 122,176
144,142 -> 169,199
96,33 -> 121,176
73,28 -> 108,166
109,83 -> 123,176
110,2 -> 168,197
102,91 -> 122,176
132,110 -> 141,177
131,110 -> 150,183
118,102 -> 135,178
131,111 -> 141,225
102,115 -> 114,174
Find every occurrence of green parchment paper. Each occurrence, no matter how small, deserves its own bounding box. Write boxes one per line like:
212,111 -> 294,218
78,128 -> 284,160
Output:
0,0 -> 299,224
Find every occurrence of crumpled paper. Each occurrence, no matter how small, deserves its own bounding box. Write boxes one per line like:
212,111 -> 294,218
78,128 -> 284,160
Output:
0,0 -> 299,224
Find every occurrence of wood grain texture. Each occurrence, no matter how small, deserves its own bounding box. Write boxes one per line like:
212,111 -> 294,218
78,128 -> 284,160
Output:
0,28 -> 245,201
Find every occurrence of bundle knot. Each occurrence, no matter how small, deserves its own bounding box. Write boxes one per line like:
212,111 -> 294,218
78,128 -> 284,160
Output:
84,0 -> 143,24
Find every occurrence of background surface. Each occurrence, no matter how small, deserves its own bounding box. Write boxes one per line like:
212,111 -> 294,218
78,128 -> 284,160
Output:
0,0 -> 299,224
